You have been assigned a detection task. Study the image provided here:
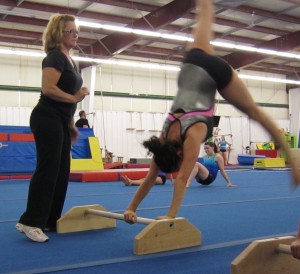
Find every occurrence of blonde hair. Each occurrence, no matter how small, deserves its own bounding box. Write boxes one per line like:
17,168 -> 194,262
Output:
43,14 -> 76,53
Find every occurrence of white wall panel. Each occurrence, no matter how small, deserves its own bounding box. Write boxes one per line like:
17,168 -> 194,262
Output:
0,106 -> 31,126
0,56 -> 21,86
19,92 -> 40,107
0,106 -> 290,164
0,56 -> 294,165
19,57 -> 41,87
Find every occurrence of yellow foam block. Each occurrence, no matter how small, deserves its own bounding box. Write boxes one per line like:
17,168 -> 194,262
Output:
254,158 -> 285,168
71,137 -> 104,171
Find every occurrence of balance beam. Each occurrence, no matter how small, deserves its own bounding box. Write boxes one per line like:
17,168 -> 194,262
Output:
57,204 -> 201,255
231,236 -> 300,274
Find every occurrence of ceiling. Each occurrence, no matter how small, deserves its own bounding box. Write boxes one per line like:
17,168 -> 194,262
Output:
0,0 -> 300,87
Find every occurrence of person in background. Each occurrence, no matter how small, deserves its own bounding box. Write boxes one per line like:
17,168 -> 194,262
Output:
123,0 -> 300,224
186,142 -> 235,187
16,14 -> 89,242
121,172 -> 174,186
218,135 -> 231,165
75,110 -> 90,128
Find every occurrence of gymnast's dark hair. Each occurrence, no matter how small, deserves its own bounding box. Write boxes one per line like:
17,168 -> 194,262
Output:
204,141 -> 218,153
143,136 -> 182,173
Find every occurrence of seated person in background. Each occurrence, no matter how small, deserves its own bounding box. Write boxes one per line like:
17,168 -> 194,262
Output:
121,172 -> 174,186
75,110 -> 90,128
291,223 -> 300,259
186,142 -> 235,187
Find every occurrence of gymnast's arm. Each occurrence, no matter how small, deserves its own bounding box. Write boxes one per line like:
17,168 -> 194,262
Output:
216,154 -> 235,187
123,161 -> 160,223
166,124 -> 204,218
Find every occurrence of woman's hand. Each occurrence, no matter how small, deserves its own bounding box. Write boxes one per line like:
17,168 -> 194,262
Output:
124,209 -> 137,224
69,126 -> 80,144
74,87 -> 89,102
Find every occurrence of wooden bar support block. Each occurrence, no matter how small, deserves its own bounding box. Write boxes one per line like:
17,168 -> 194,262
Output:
57,205 -> 116,233
134,218 -> 201,255
231,236 -> 300,274
57,204 -> 201,255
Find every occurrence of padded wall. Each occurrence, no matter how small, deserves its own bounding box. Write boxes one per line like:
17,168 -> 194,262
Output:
0,126 -> 36,173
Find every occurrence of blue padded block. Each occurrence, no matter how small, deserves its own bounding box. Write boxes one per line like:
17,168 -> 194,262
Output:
0,142 -> 36,173
71,128 -> 95,159
238,154 -> 266,165
0,142 -> 35,157
0,125 -> 32,133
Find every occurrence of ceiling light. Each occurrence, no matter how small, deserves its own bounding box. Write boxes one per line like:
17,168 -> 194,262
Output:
238,74 -> 300,85
0,48 -> 45,57
0,47 -> 298,85
77,20 -> 193,42
211,41 -> 300,59
77,20 -> 300,60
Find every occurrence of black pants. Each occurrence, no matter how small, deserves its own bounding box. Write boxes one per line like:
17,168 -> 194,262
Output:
19,105 -> 71,229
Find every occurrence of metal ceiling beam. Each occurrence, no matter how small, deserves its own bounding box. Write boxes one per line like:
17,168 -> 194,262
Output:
1,15 -> 48,27
0,1 -> 293,48
223,30 -> 300,70
0,0 -> 298,80
215,18 -> 286,36
83,0 -> 156,12
0,36 -> 38,45
0,14 -> 272,47
82,0 -> 195,56
0,0 -> 132,25
257,62 -> 300,73
217,4 -> 300,24
0,28 -> 40,38
120,51 -> 182,63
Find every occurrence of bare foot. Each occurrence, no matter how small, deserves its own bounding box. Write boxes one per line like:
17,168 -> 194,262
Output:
121,176 -> 131,186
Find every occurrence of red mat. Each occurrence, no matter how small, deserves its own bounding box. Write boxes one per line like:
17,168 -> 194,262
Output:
103,162 -> 125,169
0,174 -> 32,180
125,163 -> 150,169
69,168 -> 150,182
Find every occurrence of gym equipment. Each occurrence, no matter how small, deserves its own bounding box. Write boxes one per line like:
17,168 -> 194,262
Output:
231,236 -> 300,274
57,204 -> 201,255
254,157 -> 285,168
71,137 -> 104,171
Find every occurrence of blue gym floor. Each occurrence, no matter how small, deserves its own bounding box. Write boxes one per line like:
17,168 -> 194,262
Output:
0,169 -> 300,274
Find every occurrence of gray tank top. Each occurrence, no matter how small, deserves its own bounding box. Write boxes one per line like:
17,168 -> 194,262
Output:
162,63 -> 217,140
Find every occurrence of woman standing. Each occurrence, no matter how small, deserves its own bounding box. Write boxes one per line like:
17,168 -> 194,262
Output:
16,14 -> 89,242
218,136 -> 231,165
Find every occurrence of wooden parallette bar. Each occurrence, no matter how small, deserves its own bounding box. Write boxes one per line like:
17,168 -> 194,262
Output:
57,204 -> 201,255
231,236 -> 300,274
